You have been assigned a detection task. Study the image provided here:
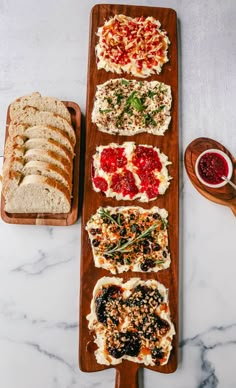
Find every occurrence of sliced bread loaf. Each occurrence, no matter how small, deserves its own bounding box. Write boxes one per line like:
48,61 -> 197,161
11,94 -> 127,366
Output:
9,92 -> 71,123
2,93 -> 75,214
4,175 -> 71,213
9,107 -> 76,145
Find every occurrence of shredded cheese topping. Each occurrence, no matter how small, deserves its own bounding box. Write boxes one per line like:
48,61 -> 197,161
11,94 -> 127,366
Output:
96,14 -> 170,77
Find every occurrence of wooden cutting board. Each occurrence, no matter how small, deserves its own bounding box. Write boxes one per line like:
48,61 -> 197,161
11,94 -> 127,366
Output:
1,101 -> 81,226
79,4 -> 178,387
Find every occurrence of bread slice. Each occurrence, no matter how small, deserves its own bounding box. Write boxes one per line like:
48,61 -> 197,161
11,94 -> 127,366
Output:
9,107 -> 76,145
7,125 -> 74,155
5,136 -> 73,163
4,174 -> 71,213
23,149 -> 72,175
10,92 -> 71,123
2,170 -> 22,198
22,160 -> 72,191
2,157 -> 72,191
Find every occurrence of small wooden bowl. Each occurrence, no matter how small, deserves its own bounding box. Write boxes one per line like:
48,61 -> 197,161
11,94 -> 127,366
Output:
184,137 -> 236,216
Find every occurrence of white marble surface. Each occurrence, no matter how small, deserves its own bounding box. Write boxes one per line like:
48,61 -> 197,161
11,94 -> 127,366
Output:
0,0 -> 236,387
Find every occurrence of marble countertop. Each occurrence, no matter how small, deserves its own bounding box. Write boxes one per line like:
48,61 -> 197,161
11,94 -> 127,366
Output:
0,0 -> 236,387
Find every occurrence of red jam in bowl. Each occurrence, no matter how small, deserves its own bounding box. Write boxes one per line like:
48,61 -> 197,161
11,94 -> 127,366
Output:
197,151 -> 229,185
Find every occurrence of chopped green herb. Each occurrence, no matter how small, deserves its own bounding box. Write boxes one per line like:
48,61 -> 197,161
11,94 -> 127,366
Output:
126,91 -> 145,112
152,105 -> 165,114
116,112 -> 124,127
148,90 -> 158,99
115,93 -> 124,106
122,79 -> 130,86
99,108 -> 113,114
142,113 -> 157,127
124,106 -> 133,115
106,97 -> 114,106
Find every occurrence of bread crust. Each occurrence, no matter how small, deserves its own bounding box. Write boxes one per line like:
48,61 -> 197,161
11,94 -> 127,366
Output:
9,107 -> 76,145
10,92 -> 71,123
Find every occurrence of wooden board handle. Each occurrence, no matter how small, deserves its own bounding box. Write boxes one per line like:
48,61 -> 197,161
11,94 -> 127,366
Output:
115,365 -> 139,388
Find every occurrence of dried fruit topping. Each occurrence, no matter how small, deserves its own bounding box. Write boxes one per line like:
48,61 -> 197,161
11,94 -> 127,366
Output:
107,331 -> 141,358
95,285 -> 122,324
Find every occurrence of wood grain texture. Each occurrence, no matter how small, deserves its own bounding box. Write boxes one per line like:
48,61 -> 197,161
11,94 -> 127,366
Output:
184,137 -> 236,216
0,101 -> 81,226
79,3 -> 178,385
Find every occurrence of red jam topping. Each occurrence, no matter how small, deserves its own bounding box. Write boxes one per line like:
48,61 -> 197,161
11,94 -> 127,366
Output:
197,152 -> 229,185
132,145 -> 162,172
93,177 -> 108,192
100,147 -> 127,173
138,171 -> 160,199
111,169 -> 139,198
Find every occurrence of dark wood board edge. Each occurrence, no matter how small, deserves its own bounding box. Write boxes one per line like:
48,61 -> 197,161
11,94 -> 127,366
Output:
79,3 -> 179,380
184,137 -> 236,216
0,100 -> 81,226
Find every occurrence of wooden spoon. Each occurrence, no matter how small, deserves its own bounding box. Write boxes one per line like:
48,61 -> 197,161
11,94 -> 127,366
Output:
184,137 -> 236,216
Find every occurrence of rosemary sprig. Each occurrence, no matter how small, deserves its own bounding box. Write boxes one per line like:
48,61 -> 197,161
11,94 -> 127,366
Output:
161,218 -> 168,229
156,260 -> 165,265
104,222 -> 160,255
99,208 -> 120,226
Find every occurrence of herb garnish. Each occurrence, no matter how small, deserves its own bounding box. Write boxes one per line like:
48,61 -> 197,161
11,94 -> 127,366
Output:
126,91 -> 145,112
99,108 -> 113,114
152,105 -> 165,114
99,208 -> 121,226
122,79 -> 130,86
106,97 -> 114,107
142,113 -> 157,127
104,222 -> 160,255
115,92 -> 124,106
148,90 -> 158,99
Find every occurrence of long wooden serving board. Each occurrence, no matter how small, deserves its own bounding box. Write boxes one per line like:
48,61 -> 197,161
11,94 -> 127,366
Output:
79,4 -> 178,386
1,101 -> 81,226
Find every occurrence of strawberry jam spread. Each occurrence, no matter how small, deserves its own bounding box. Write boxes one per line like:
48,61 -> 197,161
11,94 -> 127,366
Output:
197,151 -> 229,185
